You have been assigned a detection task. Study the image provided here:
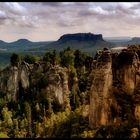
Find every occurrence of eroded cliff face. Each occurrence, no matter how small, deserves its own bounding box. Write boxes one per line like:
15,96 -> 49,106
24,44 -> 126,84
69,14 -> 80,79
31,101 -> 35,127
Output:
89,47 -> 140,128
113,49 -> 140,124
89,49 -> 112,128
38,65 -> 70,110
0,62 -> 70,110
0,62 -> 30,102
112,49 -> 139,95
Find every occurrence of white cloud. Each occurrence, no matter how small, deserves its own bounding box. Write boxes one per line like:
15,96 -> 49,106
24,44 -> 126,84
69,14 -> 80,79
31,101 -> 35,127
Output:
89,6 -> 115,15
0,2 -> 140,41
0,11 -> 6,18
5,2 -> 26,14
118,2 -> 139,8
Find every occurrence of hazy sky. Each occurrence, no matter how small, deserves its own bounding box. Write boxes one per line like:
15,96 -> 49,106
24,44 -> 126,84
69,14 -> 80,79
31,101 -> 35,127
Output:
0,2 -> 140,42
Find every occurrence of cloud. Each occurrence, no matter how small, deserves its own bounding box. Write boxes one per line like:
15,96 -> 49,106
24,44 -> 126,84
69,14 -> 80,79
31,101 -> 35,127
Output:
0,2 -> 38,28
5,2 -> 26,15
0,2 -> 140,41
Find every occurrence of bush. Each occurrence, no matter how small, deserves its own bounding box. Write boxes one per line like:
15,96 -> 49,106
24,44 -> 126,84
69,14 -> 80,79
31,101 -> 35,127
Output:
23,54 -> 36,64
0,133 -> 9,138
10,53 -> 20,66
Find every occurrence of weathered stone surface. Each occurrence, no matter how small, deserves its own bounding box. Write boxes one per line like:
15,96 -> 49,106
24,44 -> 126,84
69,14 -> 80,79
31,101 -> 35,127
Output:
134,106 -> 140,123
40,65 -> 70,110
0,62 -> 70,110
89,47 -> 140,128
0,62 -> 30,102
89,49 -> 112,128
113,50 -> 139,95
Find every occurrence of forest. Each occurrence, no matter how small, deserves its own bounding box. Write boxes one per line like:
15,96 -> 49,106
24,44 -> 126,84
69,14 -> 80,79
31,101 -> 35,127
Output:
0,46 -> 140,138
0,47 -> 93,138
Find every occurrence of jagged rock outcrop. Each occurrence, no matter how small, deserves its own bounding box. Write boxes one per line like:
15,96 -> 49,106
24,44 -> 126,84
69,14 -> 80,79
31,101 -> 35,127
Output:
89,47 -> 140,128
37,65 -> 70,110
89,48 -> 112,128
112,49 -> 139,94
0,62 -> 70,110
0,62 -> 30,102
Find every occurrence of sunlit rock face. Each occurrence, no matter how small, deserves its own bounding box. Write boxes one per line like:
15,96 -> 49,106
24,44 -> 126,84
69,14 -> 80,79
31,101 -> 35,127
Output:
89,48 -> 112,128
89,47 -> 140,128
112,49 -> 140,124
112,49 -> 139,95
133,73 -> 140,123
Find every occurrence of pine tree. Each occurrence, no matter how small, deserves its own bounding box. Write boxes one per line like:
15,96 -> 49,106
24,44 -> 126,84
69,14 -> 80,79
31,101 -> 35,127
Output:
1,106 -> 13,128
25,102 -> 32,137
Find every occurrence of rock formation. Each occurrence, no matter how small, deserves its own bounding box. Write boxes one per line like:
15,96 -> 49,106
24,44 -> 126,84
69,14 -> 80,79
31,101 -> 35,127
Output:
89,48 -> 112,128
112,49 -> 139,94
1,45 -> 140,129
0,62 -> 70,110
0,62 -> 30,102
89,46 -> 140,128
37,65 -> 70,110
58,33 -> 104,43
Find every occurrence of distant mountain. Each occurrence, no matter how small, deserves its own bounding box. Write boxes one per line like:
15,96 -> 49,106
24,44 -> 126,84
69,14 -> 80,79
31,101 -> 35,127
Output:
0,40 -> 9,48
104,36 -> 140,46
4,33 -> 140,67
0,33 -> 114,53
0,40 -> 7,44
34,33 -> 114,55
9,39 -> 32,46
104,37 -> 132,46
113,37 -> 140,46
104,36 -> 131,41
58,33 -> 103,42
127,37 -> 140,45
0,39 -> 52,52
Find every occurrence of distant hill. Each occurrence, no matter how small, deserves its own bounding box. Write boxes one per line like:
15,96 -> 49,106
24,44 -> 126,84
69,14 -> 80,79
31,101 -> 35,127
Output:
0,39 -> 52,52
126,37 -> 140,45
58,33 -> 103,42
33,33 -> 114,55
2,33 -> 140,67
0,33 -> 115,53
9,39 -> 33,46
104,37 -> 132,46
104,37 -> 140,46
104,36 -> 131,41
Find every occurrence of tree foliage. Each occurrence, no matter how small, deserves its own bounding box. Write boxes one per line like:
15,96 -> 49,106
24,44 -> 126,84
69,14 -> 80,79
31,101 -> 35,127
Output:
10,53 -> 20,66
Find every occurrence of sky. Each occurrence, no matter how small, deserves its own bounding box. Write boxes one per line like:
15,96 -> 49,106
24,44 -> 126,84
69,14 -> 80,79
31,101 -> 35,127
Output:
0,2 -> 140,42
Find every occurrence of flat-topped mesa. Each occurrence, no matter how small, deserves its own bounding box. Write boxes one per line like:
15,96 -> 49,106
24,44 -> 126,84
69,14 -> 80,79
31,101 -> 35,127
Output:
89,48 -> 112,128
58,33 -> 104,43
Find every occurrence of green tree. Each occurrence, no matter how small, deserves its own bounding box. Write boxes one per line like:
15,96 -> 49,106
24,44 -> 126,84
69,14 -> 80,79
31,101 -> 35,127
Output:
60,47 -> 75,69
74,50 -> 87,69
25,102 -> 32,137
85,56 -> 93,72
43,50 -> 59,66
10,53 -> 20,66
1,106 -> 13,128
0,133 -> 9,138
23,54 -> 37,64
